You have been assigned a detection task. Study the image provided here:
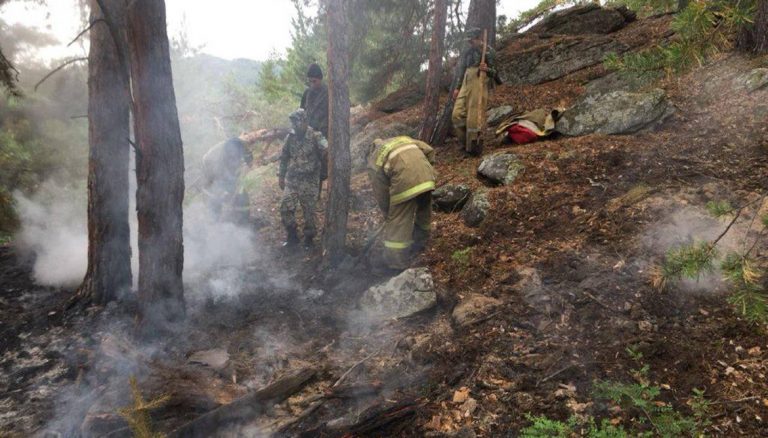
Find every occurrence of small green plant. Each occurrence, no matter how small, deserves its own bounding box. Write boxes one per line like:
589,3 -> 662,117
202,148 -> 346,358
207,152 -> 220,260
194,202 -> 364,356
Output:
706,200 -> 734,218
451,247 -> 473,271
117,376 -> 169,438
521,349 -> 708,437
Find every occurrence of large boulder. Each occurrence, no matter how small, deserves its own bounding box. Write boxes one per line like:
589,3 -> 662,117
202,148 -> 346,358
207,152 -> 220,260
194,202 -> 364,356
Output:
498,35 -> 629,85
477,153 -> 524,185
433,184 -> 472,212
528,4 -> 635,36
461,191 -> 490,228
360,268 -> 437,320
556,89 -> 673,136
350,120 -> 415,173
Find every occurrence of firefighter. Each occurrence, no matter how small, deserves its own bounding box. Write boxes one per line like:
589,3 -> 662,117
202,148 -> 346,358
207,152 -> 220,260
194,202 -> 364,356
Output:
450,27 -> 502,155
366,136 -> 436,271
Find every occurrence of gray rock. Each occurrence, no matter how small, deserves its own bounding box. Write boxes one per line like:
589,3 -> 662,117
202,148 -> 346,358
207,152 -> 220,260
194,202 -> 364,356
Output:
452,294 -> 503,327
461,191 -> 490,228
350,120 -> 414,173
556,89 -> 673,136
528,4 -> 633,35
740,68 -> 768,92
487,105 -> 515,126
433,184 -> 472,212
585,71 -> 660,97
499,35 -> 629,85
360,268 -> 436,320
477,153 -> 524,185
188,348 -> 230,371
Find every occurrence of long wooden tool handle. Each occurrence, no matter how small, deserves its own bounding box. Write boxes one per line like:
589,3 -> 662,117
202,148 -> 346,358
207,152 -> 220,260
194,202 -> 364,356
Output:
477,29 -> 488,135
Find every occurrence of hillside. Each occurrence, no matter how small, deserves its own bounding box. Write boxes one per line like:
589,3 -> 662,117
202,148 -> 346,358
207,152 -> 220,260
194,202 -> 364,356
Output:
1,5 -> 768,437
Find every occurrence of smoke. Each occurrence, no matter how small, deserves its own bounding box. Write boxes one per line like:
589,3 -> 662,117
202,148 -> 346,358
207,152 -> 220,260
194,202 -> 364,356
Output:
642,204 -> 745,293
13,180 -> 87,287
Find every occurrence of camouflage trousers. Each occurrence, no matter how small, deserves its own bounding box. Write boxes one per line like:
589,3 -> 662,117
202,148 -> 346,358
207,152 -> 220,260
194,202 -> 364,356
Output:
280,178 -> 320,239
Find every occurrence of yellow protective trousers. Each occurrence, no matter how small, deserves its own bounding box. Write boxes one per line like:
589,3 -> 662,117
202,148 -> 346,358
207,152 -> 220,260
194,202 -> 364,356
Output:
382,191 -> 432,270
451,66 -> 489,153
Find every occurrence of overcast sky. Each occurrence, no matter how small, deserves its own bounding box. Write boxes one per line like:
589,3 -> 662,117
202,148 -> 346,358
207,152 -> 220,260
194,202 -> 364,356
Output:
1,0 -> 541,63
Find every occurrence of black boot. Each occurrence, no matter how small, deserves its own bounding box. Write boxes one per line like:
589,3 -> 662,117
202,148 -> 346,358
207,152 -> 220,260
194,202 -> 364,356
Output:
303,235 -> 315,249
283,227 -> 299,249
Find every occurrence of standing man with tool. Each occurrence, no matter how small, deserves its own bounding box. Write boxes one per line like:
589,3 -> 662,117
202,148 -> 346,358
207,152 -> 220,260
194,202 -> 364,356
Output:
450,27 -> 502,156
300,63 -> 329,139
279,109 -> 328,249
366,136 -> 436,273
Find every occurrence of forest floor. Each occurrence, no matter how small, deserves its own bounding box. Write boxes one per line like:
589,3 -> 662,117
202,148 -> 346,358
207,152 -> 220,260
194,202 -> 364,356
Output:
2,15 -> 768,438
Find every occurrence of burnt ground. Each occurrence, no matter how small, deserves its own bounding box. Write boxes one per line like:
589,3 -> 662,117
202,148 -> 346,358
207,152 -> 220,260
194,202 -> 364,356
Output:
3,17 -> 768,438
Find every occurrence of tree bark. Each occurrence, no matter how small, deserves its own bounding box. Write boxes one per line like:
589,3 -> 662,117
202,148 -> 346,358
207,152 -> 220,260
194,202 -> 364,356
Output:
419,0 -> 448,142
78,0 -> 132,305
466,0 -> 496,47
752,0 -> 768,54
322,0 -> 351,265
126,0 -> 185,328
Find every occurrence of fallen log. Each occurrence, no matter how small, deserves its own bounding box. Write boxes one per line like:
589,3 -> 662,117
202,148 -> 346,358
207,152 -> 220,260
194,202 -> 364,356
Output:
168,367 -> 316,438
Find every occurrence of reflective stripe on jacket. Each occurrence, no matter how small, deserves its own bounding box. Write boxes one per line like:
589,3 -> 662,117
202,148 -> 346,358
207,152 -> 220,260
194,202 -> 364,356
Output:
367,136 -> 436,211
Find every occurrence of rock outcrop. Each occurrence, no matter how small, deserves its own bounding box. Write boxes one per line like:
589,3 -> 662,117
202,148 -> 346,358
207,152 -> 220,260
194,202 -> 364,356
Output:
498,36 -> 629,85
528,4 -> 636,36
556,89 -> 673,136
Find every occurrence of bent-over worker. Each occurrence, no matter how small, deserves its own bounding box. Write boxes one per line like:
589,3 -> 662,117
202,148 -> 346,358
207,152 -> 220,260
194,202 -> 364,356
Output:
201,132 -> 256,221
367,136 -> 436,271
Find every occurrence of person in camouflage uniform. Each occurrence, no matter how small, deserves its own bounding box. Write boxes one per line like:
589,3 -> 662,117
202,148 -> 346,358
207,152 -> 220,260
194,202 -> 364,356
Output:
279,109 -> 328,248
300,63 -> 329,138
451,27 -> 502,155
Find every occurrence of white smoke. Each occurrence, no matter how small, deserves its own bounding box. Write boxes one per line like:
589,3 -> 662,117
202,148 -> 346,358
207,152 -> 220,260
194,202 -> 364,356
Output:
13,180 -> 88,287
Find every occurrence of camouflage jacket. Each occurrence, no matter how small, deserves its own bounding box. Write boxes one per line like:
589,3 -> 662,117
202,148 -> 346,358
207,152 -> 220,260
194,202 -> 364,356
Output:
300,83 -> 329,138
279,127 -> 328,182
450,45 -> 502,92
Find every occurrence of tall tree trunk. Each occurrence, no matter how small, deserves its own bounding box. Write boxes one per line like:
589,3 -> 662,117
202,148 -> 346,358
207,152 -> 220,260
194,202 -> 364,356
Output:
126,0 -> 185,328
323,0 -> 352,265
466,0 -> 495,47
419,0 -> 448,142
753,0 -> 768,53
78,0 -> 132,305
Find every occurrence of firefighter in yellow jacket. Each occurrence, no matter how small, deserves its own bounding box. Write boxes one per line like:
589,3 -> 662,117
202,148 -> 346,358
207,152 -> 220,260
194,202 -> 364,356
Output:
367,136 -> 436,271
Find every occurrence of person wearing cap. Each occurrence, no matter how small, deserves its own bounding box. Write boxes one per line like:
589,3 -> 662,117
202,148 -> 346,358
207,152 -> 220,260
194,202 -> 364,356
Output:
279,109 -> 328,248
366,136 -> 436,272
300,63 -> 329,139
450,27 -> 502,155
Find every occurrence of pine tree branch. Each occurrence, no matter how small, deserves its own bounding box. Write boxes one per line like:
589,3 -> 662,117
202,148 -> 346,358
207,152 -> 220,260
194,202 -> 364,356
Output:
33,57 -> 88,92
68,18 -> 106,47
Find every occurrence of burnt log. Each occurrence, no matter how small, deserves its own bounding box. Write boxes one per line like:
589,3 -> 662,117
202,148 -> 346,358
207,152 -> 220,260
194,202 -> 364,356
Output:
168,367 -> 316,438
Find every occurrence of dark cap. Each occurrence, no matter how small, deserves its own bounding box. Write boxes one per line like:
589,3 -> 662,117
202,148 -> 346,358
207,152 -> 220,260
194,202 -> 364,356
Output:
307,63 -> 323,79
464,27 -> 483,40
